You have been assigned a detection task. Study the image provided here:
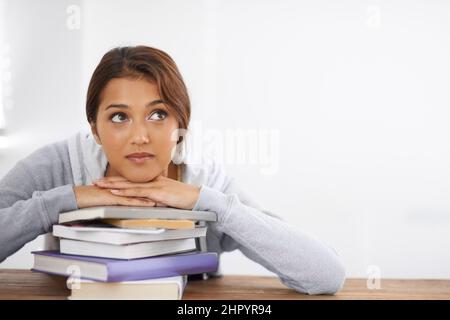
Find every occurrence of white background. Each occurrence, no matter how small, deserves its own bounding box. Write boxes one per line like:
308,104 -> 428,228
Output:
1,0 -> 450,279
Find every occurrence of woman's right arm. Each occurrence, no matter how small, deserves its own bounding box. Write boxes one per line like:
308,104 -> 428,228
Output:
0,159 -> 78,262
0,142 -> 155,263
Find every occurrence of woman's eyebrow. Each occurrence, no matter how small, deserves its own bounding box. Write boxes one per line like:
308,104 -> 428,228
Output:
145,99 -> 165,108
105,99 -> 165,111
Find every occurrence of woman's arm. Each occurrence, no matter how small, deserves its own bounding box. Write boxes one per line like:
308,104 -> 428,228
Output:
0,144 -> 79,262
0,185 -> 78,262
192,165 -> 346,295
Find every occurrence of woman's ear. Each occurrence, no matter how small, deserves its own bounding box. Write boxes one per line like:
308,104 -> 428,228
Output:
90,122 -> 102,145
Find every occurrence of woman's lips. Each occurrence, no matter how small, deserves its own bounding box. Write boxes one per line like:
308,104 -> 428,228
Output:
126,155 -> 154,164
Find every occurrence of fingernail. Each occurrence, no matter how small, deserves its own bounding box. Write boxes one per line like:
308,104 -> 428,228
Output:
110,189 -> 120,193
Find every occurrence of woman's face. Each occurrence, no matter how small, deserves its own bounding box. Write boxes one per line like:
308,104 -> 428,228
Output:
91,77 -> 179,182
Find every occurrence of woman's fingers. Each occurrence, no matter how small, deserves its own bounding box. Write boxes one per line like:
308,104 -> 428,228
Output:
155,202 -> 168,207
110,188 -> 164,203
95,180 -> 150,189
113,194 -> 156,207
109,188 -> 166,207
109,188 -> 168,206
110,188 -> 148,197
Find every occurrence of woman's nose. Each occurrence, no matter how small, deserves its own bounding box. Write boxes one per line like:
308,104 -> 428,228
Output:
129,123 -> 150,144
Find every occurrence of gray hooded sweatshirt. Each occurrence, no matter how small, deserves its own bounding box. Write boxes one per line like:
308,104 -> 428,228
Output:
0,130 -> 346,294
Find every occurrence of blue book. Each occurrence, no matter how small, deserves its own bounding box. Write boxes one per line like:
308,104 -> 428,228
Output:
31,250 -> 218,282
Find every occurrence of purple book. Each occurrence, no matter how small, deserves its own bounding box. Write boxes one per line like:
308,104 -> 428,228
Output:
31,250 -> 218,282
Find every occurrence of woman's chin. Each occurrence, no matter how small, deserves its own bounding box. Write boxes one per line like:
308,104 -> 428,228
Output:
123,173 -> 158,183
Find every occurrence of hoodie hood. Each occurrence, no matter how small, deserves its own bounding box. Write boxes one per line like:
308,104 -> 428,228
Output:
67,129 -> 109,186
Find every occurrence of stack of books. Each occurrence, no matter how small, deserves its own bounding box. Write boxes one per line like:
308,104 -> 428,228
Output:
31,206 -> 218,299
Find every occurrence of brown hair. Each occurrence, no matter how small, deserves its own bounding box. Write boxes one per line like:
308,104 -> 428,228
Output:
86,46 -> 191,133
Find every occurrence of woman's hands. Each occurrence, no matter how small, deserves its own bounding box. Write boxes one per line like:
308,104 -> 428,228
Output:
92,175 -> 201,210
73,184 -> 156,209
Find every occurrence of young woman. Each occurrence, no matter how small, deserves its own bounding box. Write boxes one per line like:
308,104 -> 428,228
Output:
0,46 -> 345,295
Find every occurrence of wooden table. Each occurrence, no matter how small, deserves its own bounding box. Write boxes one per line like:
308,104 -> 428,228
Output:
0,269 -> 449,300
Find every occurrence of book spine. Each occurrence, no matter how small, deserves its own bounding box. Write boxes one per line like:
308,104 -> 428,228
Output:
106,253 -> 218,282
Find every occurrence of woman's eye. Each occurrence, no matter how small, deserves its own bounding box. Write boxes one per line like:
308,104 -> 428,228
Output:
149,110 -> 168,121
110,112 -> 128,123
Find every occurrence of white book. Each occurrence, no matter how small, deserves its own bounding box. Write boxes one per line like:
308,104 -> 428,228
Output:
59,238 -> 197,259
53,224 -> 207,245
68,275 -> 187,300
59,206 -> 217,224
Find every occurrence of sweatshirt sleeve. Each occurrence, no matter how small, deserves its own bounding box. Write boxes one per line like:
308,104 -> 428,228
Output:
192,164 -> 346,295
0,150 -> 79,263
